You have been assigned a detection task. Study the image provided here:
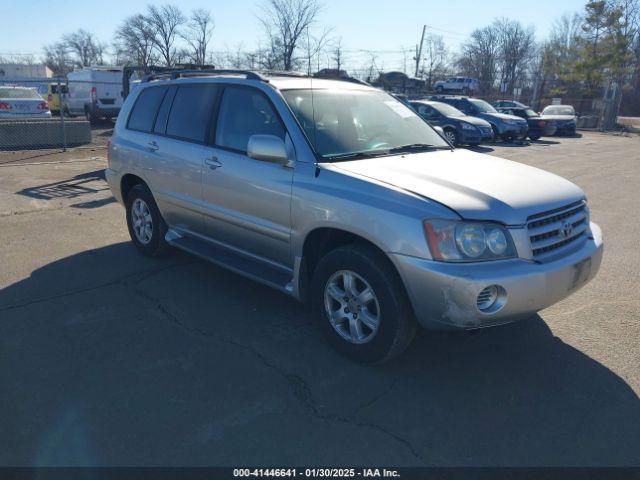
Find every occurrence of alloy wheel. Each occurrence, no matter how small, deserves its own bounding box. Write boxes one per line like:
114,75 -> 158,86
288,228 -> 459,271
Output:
132,198 -> 153,245
324,270 -> 381,344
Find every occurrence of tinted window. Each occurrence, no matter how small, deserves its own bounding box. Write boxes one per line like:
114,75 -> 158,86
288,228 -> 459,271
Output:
127,87 -> 167,132
215,87 -> 285,152
166,85 -> 219,143
153,86 -> 177,134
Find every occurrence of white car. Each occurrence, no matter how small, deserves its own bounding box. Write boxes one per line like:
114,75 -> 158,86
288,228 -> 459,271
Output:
0,86 -> 52,119
434,77 -> 479,94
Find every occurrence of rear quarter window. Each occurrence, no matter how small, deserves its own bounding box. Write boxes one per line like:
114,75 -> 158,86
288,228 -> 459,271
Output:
127,86 -> 168,133
165,85 -> 219,143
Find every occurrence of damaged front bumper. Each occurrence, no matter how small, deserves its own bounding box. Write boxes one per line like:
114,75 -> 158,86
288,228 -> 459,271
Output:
391,222 -> 603,330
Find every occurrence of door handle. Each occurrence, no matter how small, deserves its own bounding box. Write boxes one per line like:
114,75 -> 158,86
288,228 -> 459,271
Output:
147,141 -> 159,152
204,156 -> 222,170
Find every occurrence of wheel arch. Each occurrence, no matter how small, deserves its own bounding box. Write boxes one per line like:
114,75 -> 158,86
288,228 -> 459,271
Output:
120,173 -> 148,202
297,226 -> 405,302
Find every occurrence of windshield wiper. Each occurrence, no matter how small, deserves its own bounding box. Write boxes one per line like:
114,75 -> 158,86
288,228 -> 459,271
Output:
323,150 -> 391,162
388,143 -> 451,153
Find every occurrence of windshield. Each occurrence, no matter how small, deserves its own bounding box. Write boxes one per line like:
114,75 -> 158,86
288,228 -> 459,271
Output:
543,106 -> 575,116
469,99 -> 497,113
430,102 -> 465,117
282,89 -> 449,159
0,88 -> 41,99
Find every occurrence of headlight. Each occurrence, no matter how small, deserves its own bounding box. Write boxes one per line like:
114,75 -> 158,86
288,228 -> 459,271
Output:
461,122 -> 477,131
423,220 -> 516,262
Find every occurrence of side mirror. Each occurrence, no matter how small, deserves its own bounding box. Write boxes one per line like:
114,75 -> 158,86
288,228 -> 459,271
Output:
247,134 -> 288,164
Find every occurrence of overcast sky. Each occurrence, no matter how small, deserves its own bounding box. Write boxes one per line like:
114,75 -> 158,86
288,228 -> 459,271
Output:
2,0 -> 587,71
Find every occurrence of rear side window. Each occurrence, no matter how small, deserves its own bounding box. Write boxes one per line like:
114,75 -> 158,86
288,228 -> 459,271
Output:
153,86 -> 177,134
127,87 -> 167,132
215,87 -> 285,153
166,85 -> 219,143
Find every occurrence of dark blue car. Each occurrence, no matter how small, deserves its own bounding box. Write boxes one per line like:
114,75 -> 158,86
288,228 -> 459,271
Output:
496,107 -> 557,140
411,100 -> 493,146
432,96 -> 529,141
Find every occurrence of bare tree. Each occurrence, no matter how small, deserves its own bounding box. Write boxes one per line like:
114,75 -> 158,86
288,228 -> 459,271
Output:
146,5 -> 186,67
115,13 -> 157,68
494,18 -> 536,94
421,34 -> 449,90
62,29 -> 105,67
458,24 -> 500,94
303,26 -> 331,74
258,0 -> 323,70
182,8 -> 215,66
43,42 -> 74,76
331,37 -> 344,71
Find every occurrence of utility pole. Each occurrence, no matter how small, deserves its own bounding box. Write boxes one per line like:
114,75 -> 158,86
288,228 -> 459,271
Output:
414,25 -> 426,78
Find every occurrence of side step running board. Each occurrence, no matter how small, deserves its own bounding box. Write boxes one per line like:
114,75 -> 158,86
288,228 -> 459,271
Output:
166,232 -> 294,295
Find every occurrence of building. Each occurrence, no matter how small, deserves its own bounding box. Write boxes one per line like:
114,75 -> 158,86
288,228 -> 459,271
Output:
0,63 -> 53,80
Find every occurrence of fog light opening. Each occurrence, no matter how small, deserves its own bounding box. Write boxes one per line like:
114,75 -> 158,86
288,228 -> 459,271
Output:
476,285 -> 506,313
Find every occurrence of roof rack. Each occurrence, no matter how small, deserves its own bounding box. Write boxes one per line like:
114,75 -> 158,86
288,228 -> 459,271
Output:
142,69 -> 265,83
140,68 -> 372,87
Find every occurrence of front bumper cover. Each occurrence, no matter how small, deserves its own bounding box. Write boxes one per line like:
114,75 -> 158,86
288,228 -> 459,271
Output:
391,222 -> 603,330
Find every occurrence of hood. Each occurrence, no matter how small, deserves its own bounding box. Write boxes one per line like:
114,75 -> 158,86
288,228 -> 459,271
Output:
456,115 -> 491,127
482,112 -> 527,123
541,114 -> 576,121
329,149 -> 585,225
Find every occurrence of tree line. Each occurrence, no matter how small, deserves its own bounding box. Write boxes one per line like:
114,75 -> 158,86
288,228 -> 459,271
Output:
36,0 -> 640,118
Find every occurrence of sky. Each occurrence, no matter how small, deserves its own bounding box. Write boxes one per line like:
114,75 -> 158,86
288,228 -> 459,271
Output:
1,0 -> 588,72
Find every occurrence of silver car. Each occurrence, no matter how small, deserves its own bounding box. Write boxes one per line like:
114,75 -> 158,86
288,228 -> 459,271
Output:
0,86 -> 52,119
106,71 -> 603,363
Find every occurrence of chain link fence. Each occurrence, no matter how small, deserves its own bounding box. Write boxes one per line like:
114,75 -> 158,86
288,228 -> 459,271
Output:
0,77 -> 92,153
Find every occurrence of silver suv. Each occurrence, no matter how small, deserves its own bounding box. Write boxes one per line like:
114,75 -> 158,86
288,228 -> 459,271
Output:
106,70 -> 603,363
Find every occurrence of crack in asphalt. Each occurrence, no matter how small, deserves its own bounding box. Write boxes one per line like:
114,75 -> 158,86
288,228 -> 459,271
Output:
352,378 -> 401,418
0,261 -> 195,313
126,282 -> 430,464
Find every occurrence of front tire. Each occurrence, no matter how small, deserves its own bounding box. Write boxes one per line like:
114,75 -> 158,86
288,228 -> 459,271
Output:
529,135 -> 541,141
311,244 -> 417,364
443,128 -> 458,146
125,184 -> 170,256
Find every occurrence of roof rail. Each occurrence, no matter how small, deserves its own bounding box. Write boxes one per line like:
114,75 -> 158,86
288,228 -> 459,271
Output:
142,69 -> 266,83
140,68 -> 372,87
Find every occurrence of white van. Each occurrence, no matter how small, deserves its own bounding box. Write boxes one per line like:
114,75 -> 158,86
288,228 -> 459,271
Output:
67,66 -> 123,123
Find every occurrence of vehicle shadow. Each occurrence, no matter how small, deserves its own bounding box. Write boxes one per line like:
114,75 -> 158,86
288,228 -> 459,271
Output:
1,243 -> 638,466
530,139 -> 561,145
16,169 -> 115,209
465,145 -> 494,153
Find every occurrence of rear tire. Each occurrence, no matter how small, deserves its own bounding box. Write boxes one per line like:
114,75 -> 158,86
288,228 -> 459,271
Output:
311,244 -> 417,364
84,107 -> 97,125
125,184 -> 170,257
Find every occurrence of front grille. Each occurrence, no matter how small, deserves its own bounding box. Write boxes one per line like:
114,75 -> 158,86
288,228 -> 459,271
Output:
527,201 -> 589,260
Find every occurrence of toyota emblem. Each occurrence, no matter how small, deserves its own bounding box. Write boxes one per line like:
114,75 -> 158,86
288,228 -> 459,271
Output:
560,220 -> 573,239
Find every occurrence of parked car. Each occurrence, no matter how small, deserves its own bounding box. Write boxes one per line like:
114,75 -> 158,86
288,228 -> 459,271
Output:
496,106 -> 557,140
433,77 -> 479,94
106,71 -> 603,363
0,86 -> 51,119
67,66 -> 124,123
435,96 -> 529,141
541,105 -> 577,136
37,83 -> 69,115
411,100 -> 493,146
493,100 -> 529,109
